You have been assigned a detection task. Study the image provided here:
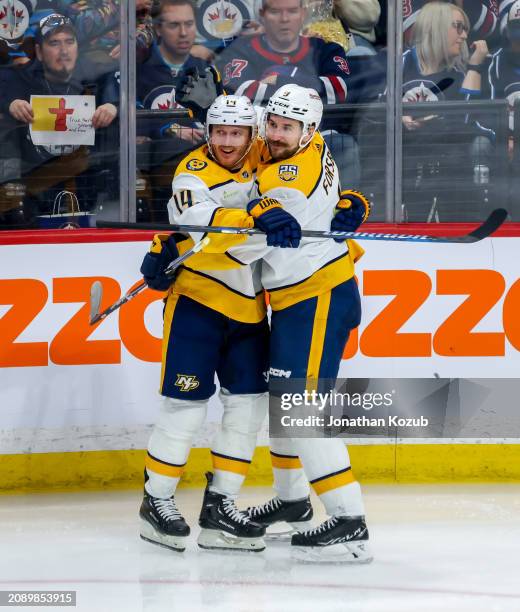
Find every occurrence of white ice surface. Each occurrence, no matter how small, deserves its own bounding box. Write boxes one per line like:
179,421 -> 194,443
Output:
1,484 -> 519,612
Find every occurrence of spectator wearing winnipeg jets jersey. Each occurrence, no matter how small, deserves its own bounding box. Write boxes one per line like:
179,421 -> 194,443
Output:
489,0 -> 520,208
401,2 -> 493,220
403,0 -> 499,49
402,3 -> 489,130
215,0 -> 374,189
136,0 -> 216,219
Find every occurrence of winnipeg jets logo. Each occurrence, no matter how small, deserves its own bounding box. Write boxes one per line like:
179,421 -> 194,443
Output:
199,0 -> 249,41
403,81 -> 439,103
147,87 -> 183,111
0,0 -> 30,41
175,375 -> 200,392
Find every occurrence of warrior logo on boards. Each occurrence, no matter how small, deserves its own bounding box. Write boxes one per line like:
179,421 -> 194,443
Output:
175,375 -> 200,392
279,164 -> 298,182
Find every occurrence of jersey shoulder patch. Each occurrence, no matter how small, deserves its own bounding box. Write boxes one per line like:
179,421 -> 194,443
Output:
175,145 -> 231,188
186,158 -> 208,171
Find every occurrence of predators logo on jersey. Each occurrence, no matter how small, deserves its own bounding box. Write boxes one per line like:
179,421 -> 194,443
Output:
174,374 -> 200,392
278,164 -> 298,182
186,159 -> 208,171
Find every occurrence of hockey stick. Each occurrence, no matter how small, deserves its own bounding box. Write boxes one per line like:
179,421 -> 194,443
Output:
96,208 -> 507,244
89,237 -> 209,325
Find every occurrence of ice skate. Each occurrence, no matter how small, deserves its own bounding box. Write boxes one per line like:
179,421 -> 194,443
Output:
246,496 -> 314,541
291,515 -> 373,563
197,473 -> 266,552
139,491 -> 190,552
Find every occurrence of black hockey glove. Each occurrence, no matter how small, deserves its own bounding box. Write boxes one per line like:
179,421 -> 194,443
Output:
247,197 -> 301,248
175,66 -> 224,123
140,234 -> 180,291
330,190 -> 371,241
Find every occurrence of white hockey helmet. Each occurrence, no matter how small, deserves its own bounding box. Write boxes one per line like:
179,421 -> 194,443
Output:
205,95 -> 258,139
262,84 -> 323,148
205,95 -> 258,164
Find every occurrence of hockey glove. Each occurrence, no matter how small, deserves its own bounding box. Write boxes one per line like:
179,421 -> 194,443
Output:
330,190 -> 371,241
140,234 -> 180,291
175,66 -> 224,123
247,197 -> 301,248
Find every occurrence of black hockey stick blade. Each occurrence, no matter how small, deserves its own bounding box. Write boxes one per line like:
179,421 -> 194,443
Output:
451,207 -> 508,243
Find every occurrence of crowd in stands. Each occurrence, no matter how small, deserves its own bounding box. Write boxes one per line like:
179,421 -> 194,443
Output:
1,0 -> 520,227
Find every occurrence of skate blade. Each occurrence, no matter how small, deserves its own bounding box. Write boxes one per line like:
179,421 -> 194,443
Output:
140,518 -> 187,552
291,541 -> 373,564
197,528 -> 265,552
265,520 -> 315,542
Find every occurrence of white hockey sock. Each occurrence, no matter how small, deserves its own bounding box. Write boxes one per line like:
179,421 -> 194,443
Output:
270,438 -> 310,501
210,390 -> 268,496
145,397 -> 207,499
293,438 -> 365,516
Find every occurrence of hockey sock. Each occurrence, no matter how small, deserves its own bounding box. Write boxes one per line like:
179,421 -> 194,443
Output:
210,390 -> 268,496
145,397 -> 208,499
293,438 -> 365,517
269,438 -> 310,501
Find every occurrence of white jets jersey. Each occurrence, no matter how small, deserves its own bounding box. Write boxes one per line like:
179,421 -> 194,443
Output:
166,144 -> 266,323
228,133 -> 363,310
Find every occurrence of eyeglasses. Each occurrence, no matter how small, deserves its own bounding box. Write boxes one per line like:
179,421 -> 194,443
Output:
451,21 -> 469,35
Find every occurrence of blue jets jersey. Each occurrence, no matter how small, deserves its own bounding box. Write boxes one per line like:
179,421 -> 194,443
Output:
216,34 -> 355,106
489,47 -> 520,131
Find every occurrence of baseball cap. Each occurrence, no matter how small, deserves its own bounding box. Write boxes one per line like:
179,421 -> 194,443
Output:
508,0 -> 520,40
36,13 -> 76,44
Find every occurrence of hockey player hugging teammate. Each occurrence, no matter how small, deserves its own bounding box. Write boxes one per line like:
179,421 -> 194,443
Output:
139,85 -> 372,562
139,95 -> 269,553
227,85 -> 373,563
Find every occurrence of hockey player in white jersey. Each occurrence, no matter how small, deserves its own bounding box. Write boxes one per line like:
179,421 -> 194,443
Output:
139,95 -> 271,553
228,84 -> 373,562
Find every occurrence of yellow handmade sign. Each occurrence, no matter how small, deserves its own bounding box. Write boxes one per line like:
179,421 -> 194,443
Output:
30,95 -> 96,146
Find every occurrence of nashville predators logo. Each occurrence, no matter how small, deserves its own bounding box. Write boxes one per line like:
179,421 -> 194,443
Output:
186,159 -> 208,171
278,164 -> 298,182
175,374 -> 200,392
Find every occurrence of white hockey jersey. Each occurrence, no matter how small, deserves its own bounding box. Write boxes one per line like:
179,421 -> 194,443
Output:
166,144 -> 266,323
228,132 -> 364,311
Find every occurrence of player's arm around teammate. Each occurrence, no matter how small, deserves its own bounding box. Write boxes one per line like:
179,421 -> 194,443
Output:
232,85 -> 373,563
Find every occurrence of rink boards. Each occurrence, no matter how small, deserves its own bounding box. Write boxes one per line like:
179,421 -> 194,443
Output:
1,227 -> 520,491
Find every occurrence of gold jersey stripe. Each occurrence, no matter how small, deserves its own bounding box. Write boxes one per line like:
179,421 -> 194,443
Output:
311,468 -> 356,496
211,452 -> 251,476
306,291 -> 332,392
268,253 -> 355,311
145,453 -> 185,479
201,208 -> 255,253
177,237 -> 244,271
160,292 -> 180,392
270,453 -> 303,470
174,269 -> 266,324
